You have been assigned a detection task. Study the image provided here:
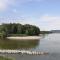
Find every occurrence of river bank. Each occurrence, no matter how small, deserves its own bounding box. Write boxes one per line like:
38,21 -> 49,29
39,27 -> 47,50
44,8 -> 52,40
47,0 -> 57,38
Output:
0,49 -> 48,55
0,56 -> 13,60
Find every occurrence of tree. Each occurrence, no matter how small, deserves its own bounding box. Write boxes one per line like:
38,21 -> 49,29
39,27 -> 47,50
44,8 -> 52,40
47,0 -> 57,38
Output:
0,23 -> 40,36
24,24 -> 40,35
0,31 -> 7,39
17,24 -> 23,34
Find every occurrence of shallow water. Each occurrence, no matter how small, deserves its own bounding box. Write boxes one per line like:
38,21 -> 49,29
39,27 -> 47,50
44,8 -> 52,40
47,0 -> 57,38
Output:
1,33 -> 60,60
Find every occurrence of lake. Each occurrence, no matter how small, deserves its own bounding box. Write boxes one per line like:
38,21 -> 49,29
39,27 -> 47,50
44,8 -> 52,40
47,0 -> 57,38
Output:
0,33 -> 60,60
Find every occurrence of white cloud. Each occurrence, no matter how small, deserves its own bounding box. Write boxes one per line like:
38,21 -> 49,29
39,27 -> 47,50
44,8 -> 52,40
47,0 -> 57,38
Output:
41,14 -> 60,21
0,0 -> 16,11
19,0 -> 42,2
1,14 -> 60,31
40,15 -> 60,30
0,0 -> 42,11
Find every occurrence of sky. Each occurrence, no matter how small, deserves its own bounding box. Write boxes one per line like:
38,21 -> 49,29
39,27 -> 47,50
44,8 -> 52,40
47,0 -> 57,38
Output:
0,0 -> 60,31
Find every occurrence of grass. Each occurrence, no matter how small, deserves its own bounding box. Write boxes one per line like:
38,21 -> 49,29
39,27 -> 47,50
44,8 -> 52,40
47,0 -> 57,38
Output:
0,56 -> 13,60
7,34 -> 27,37
0,39 -> 39,49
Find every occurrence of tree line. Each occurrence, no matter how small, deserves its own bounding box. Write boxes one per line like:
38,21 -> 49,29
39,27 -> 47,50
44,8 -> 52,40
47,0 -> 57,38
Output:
0,23 -> 40,38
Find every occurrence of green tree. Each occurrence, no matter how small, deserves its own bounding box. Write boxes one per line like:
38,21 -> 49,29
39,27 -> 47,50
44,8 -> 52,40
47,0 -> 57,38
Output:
0,23 -> 40,36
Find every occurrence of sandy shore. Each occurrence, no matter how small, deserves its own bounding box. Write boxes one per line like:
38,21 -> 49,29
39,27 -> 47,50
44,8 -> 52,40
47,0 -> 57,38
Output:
7,36 -> 40,40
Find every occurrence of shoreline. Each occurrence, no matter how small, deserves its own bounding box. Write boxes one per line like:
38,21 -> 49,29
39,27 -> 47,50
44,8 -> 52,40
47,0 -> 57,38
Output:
0,49 -> 48,55
7,36 -> 40,40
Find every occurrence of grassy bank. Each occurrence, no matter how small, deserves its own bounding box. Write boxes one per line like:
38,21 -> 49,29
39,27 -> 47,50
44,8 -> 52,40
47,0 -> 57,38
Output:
0,56 -> 13,60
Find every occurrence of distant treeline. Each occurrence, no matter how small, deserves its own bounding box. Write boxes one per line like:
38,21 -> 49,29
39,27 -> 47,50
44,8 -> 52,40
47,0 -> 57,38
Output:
40,31 -> 52,34
0,23 -> 40,38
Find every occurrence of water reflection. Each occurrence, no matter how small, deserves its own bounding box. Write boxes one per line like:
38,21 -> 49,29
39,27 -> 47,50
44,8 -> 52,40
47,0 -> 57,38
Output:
0,39 -> 39,49
1,34 -> 60,60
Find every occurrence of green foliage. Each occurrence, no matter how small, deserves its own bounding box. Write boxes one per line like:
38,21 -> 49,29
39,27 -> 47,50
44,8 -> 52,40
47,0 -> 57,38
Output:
0,31 -> 7,39
23,24 -> 40,35
0,23 -> 40,36
0,56 -> 13,60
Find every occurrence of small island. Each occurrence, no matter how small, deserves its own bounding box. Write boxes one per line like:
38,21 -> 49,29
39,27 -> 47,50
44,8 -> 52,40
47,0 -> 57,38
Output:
0,23 -> 40,49
0,23 -> 48,55
0,23 -> 40,39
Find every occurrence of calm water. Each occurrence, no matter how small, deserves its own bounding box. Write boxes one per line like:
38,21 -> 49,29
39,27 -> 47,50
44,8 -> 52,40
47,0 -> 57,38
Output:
1,33 -> 60,60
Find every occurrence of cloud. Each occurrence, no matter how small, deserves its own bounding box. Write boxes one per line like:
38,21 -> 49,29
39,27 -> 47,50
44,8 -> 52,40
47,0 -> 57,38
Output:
41,14 -> 60,21
19,0 -> 42,3
0,0 -> 42,12
0,0 -> 16,11
1,13 -> 60,30
40,15 -> 60,30
1,14 -> 60,31
16,0 -> 43,5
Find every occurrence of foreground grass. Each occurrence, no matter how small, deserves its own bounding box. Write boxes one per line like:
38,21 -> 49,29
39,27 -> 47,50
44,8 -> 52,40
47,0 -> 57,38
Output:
0,39 -> 39,49
0,56 -> 13,60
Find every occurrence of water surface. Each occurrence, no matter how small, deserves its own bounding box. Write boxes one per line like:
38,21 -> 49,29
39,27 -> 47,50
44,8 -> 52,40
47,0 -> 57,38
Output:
1,33 -> 60,60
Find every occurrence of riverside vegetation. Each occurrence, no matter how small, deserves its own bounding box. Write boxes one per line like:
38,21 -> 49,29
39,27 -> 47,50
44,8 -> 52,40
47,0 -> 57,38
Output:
0,23 -> 40,39
0,56 -> 13,60
0,23 -> 40,60
0,23 -> 40,49
0,23 -> 51,49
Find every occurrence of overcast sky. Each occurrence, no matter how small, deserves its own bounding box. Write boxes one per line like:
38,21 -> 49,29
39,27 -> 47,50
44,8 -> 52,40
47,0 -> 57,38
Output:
0,0 -> 60,31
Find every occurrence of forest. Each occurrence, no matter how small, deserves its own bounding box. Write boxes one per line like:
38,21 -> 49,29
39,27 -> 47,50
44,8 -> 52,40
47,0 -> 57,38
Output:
0,23 -> 40,38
